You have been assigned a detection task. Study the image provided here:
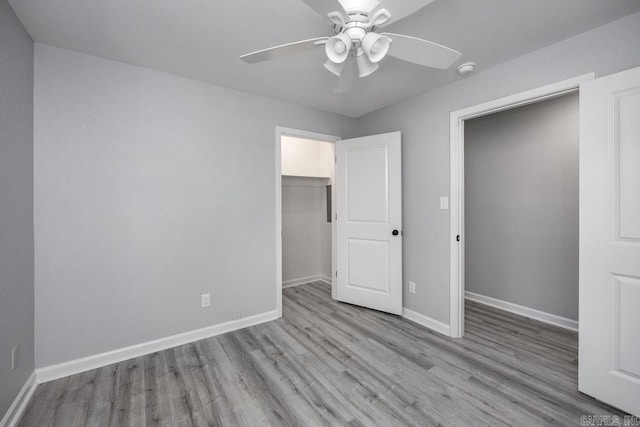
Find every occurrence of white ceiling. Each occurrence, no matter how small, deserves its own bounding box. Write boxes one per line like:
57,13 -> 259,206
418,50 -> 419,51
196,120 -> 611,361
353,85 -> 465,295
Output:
9,0 -> 640,117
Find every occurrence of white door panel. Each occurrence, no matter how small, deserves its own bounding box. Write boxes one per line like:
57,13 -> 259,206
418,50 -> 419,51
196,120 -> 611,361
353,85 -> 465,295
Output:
617,275 -> 640,378
347,239 -> 390,292
346,145 -> 389,222
580,66 -> 640,416
618,91 -> 640,239
336,132 -> 402,315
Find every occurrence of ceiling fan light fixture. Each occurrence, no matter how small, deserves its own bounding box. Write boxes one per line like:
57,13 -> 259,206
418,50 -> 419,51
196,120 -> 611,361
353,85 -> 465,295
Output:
325,33 -> 352,64
361,32 -> 390,63
239,1 -> 464,86
324,59 -> 346,77
356,48 -> 379,77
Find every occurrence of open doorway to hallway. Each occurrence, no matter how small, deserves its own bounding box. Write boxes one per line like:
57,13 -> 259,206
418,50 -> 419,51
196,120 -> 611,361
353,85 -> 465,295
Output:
463,92 -> 579,332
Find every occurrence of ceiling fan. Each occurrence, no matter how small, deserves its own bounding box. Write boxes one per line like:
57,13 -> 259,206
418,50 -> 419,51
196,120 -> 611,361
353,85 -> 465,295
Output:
239,0 -> 461,79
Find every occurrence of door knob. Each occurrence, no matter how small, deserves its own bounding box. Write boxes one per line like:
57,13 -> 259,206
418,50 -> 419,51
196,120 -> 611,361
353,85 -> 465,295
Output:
392,229 -> 400,236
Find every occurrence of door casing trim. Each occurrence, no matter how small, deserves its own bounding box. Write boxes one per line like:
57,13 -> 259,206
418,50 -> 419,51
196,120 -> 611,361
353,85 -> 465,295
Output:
449,73 -> 594,338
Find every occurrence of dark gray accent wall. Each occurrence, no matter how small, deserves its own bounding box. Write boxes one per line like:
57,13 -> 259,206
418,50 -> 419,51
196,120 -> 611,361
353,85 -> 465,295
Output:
0,0 -> 34,417
464,93 -> 579,320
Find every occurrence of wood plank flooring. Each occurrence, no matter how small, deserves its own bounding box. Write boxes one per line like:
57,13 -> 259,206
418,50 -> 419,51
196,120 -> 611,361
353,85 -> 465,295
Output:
19,282 -> 625,426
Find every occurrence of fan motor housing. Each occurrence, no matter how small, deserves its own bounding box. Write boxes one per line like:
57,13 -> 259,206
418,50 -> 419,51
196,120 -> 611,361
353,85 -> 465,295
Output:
344,26 -> 367,44
341,14 -> 371,45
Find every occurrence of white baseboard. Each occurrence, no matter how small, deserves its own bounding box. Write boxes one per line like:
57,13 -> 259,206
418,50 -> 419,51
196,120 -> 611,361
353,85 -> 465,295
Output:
0,371 -> 37,427
402,308 -> 451,337
465,291 -> 578,331
36,309 -> 279,384
319,275 -> 331,284
283,274 -> 331,288
318,275 -> 332,285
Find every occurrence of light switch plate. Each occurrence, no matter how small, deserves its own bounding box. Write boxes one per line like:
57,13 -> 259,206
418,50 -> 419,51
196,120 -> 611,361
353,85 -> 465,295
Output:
440,196 -> 449,210
11,346 -> 18,370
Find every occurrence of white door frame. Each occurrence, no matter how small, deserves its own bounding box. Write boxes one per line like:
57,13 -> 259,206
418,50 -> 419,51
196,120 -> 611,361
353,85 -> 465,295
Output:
275,126 -> 340,317
448,73 -> 594,338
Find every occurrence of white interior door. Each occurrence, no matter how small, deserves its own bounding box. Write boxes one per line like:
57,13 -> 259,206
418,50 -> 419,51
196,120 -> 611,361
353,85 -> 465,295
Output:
580,66 -> 640,416
335,132 -> 402,315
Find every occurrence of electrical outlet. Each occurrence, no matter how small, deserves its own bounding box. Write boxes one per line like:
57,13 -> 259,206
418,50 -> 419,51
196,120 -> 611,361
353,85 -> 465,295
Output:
201,293 -> 211,308
408,281 -> 416,294
232,311 -> 241,320
11,346 -> 18,370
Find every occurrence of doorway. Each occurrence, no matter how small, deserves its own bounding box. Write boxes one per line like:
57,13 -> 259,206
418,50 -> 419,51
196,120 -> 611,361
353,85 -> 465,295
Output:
275,127 -> 339,317
275,128 -> 404,317
464,91 -> 579,327
449,74 -> 594,338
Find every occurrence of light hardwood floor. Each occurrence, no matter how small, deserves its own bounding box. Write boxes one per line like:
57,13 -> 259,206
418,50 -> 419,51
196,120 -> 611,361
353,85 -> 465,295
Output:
19,282 -> 624,426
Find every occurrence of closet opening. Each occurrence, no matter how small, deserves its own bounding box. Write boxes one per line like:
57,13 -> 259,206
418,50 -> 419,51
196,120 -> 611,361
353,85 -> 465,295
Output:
274,127 -> 339,317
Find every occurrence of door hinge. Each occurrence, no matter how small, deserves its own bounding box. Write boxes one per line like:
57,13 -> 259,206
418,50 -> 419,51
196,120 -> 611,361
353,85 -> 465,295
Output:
335,156 -> 337,163
456,235 -> 460,242
335,270 -> 338,277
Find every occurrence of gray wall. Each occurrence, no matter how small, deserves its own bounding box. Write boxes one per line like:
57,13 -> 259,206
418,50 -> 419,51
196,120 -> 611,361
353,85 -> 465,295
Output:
34,44 -> 355,368
26,9 -> 640,370
354,11 -> 640,324
464,93 -> 579,320
0,0 -> 34,417
282,176 -> 331,284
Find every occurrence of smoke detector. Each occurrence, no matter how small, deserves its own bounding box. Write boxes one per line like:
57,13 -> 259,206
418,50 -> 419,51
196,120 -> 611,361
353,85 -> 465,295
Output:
457,62 -> 476,76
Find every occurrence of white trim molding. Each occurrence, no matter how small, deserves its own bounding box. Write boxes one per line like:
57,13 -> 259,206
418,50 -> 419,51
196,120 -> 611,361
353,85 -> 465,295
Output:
402,308 -> 451,336
281,176 -> 330,188
0,371 -> 37,427
283,275 -> 332,288
36,310 -> 278,384
449,73 -> 595,339
466,292 -> 578,331
318,275 -> 332,285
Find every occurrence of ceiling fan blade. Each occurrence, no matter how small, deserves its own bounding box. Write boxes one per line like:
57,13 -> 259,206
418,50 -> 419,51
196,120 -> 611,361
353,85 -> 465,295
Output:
371,0 -> 434,27
383,32 -> 461,69
240,37 -> 328,64
299,0 -> 348,21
